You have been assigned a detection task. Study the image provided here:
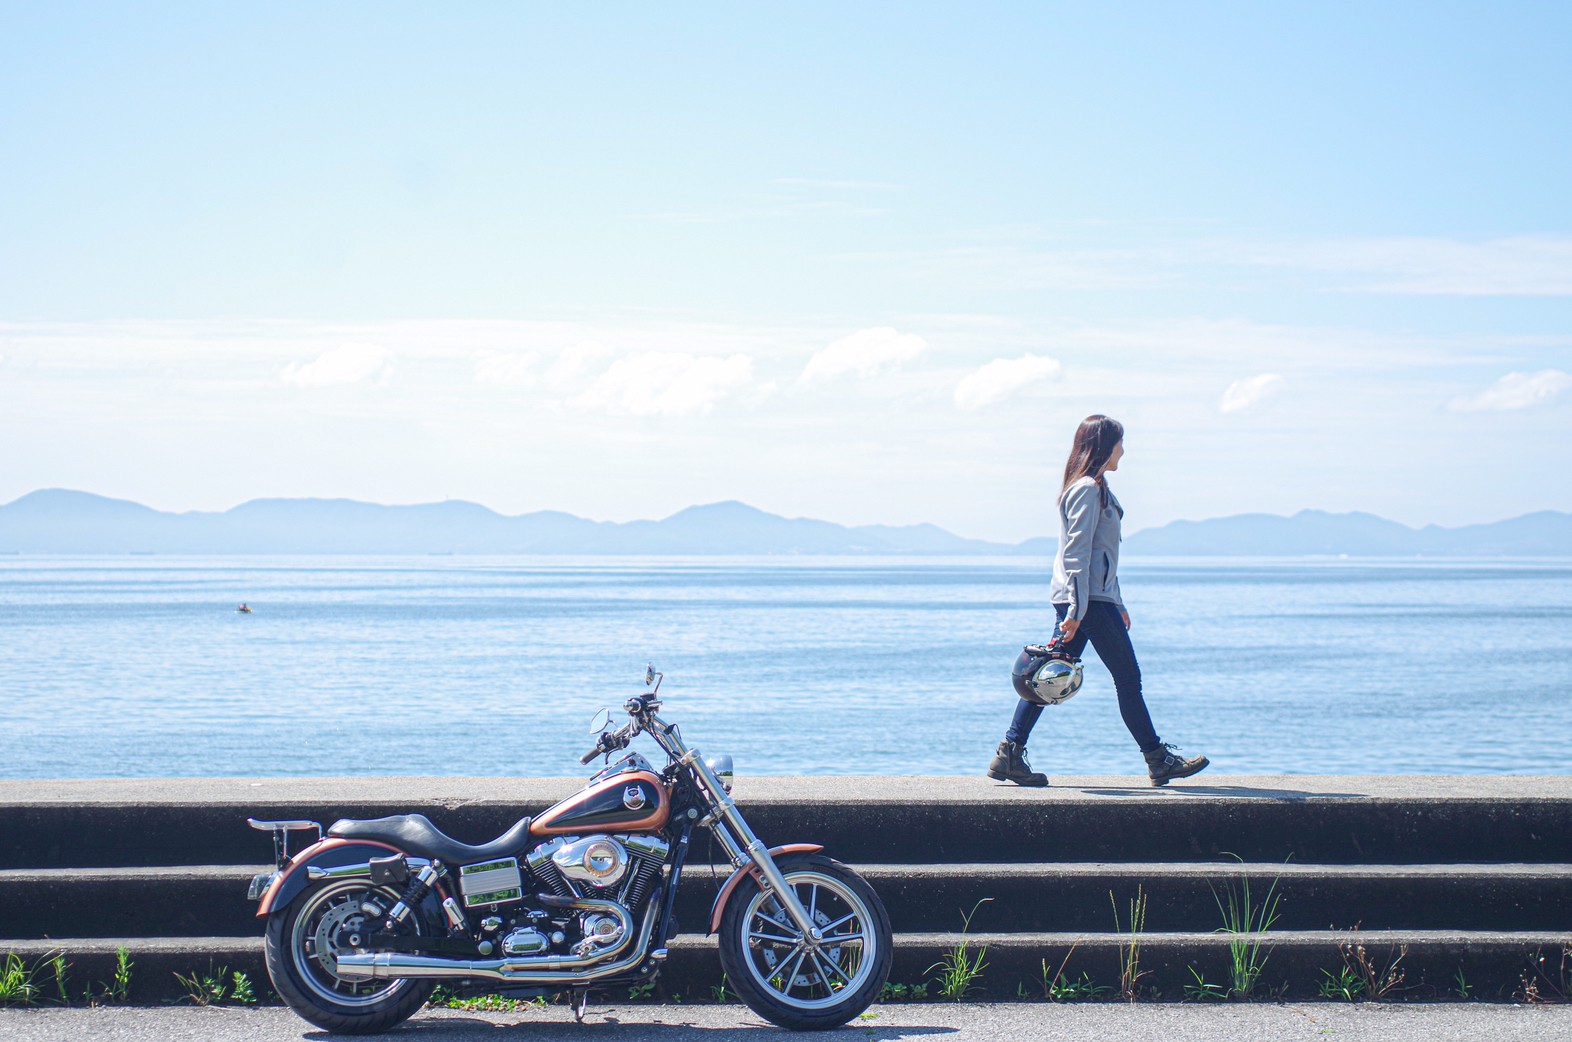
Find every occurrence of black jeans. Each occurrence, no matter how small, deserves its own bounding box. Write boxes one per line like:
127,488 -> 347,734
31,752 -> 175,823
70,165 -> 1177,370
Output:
1004,600 -> 1162,754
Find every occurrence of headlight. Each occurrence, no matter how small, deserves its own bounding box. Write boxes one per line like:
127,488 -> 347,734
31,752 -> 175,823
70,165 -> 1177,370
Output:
705,754 -> 734,793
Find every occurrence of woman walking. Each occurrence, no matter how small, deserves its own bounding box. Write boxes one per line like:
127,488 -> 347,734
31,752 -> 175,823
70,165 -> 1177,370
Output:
987,415 -> 1209,788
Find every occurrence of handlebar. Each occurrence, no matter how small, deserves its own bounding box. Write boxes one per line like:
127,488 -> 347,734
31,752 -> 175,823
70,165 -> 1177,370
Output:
580,725 -> 633,765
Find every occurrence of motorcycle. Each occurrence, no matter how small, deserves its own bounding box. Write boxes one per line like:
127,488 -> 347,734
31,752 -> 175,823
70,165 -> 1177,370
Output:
246,665 -> 892,1032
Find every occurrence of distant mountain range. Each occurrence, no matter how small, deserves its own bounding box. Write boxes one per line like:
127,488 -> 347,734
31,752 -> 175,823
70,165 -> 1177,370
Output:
0,489 -> 1567,556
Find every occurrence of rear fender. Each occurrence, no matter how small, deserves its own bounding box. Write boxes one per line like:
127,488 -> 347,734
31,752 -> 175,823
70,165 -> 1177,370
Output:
707,843 -> 824,934
254,838 -> 406,917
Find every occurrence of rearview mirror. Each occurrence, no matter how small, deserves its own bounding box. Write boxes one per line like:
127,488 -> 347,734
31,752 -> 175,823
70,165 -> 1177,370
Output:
587,707 -> 614,733
644,663 -> 656,686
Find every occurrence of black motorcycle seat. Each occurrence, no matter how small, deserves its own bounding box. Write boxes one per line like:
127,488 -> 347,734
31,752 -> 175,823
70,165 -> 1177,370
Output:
327,813 -> 534,865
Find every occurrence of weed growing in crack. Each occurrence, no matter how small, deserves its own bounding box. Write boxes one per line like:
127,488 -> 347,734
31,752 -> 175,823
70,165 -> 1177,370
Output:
1518,944 -> 1571,1003
169,963 -> 257,1006
1183,967 -> 1229,1002
879,981 -> 929,1001
928,899 -> 992,1001
1453,967 -> 1473,1001
1330,925 -> 1408,1001
1037,944 -> 1110,1002
0,953 -> 40,1007
1212,855 -> 1285,999
108,947 -> 133,1003
1109,884 -> 1151,1001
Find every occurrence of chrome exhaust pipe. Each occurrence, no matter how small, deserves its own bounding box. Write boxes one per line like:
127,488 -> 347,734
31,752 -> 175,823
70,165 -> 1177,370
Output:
334,896 -> 651,983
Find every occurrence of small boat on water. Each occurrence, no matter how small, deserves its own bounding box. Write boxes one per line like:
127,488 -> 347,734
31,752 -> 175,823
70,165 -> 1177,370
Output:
237,604 -> 253,614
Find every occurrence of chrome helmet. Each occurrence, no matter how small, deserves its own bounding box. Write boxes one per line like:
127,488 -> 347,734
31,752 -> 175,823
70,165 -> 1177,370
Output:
1012,642 -> 1084,706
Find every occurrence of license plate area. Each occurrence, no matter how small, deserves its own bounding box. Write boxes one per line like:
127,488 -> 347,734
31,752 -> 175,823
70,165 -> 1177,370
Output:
459,858 -> 523,907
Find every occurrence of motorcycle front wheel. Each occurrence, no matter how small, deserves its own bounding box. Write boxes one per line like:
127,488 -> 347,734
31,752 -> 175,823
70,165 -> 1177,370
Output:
264,878 -> 436,1034
718,852 -> 892,1030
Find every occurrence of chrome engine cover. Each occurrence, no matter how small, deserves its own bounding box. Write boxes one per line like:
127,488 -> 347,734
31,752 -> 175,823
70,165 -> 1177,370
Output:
551,836 -> 630,887
499,927 -> 550,956
574,911 -> 626,957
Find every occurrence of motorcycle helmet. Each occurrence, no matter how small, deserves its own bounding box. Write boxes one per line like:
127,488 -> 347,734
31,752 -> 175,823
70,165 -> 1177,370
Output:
1012,642 -> 1084,706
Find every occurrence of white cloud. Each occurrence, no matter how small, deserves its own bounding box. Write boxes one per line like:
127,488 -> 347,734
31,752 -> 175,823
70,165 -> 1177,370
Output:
1449,369 -> 1572,412
1220,373 -> 1284,413
546,340 -> 613,388
800,327 -> 927,383
281,344 -> 390,387
471,350 -> 540,388
573,352 -> 753,417
954,354 -> 1063,411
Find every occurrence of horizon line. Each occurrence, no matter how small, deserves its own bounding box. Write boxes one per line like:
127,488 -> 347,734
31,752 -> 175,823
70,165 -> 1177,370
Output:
5,486 -> 1568,544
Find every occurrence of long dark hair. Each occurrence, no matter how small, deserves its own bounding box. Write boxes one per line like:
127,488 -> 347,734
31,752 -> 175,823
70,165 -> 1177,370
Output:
1060,414 -> 1124,506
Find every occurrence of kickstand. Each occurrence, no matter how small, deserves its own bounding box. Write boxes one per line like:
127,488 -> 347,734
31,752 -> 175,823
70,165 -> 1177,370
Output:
570,988 -> 589,1023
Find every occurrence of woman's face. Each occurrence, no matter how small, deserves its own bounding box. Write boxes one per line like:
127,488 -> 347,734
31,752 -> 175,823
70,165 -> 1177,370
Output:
1103,440 -> 1125,473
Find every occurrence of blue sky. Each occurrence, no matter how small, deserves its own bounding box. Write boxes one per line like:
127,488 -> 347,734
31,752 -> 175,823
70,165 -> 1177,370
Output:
2,2 -> 1568,541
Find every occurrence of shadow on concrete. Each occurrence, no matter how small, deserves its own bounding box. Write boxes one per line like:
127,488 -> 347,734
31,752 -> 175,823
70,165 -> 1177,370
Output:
1076,784 -> 1370,800
305,1013 -> 959,1040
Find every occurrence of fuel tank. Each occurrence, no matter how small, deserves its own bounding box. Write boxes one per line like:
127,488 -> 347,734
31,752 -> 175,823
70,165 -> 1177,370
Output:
530,770 -> 670,836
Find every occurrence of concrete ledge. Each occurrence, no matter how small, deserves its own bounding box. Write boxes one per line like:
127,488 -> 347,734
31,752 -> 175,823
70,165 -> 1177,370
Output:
5,861 -> 1571,939
2,775 -> 1565,1005
4,775 -> 1570,867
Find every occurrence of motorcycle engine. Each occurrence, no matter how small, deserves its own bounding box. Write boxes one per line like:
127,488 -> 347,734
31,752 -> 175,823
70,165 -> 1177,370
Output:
496,833 -> 669,960
552,836 -> 629,887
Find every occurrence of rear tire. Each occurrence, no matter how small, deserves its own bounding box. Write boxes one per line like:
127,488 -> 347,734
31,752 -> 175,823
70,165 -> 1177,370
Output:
264,878 -> 436,1034
718,853 -> 892,1030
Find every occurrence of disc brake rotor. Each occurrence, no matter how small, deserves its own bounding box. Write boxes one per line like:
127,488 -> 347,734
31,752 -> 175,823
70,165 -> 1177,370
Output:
310,896 -> 368,976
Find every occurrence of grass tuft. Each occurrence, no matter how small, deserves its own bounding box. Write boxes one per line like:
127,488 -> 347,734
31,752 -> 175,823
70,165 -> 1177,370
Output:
0,953 -> 41,1007
878,981 -> 929,1002
107,946 -> 133,1004
1212,854 -> 1285,999
1452,966 -> 1473,1001
1109,884 -> 1151,1001
1326,925 -> 1408,1002
1183,967 -> 1229,1002
927,899 -> 993,1001
1318,964 -> 1365,1001
171,962 -> 254,1006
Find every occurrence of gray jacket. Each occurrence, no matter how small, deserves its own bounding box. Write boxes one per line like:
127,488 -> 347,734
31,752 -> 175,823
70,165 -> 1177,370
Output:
1048,475 -> 1124,619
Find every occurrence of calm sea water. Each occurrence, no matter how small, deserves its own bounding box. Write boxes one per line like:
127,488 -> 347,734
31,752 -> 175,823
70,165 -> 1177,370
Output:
2,556 -> 1569,779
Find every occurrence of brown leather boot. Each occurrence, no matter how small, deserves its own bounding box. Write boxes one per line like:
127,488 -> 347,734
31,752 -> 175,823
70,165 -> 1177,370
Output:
1144,743 -> 1209,787
987,741 -> 1048,787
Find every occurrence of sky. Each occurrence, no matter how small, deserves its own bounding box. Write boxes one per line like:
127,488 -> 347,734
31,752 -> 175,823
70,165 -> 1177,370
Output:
1,1 -> 1569,543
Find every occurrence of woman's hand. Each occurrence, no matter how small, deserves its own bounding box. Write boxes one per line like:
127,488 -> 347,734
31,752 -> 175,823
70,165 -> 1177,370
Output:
1120,609 -> 1131,629
1059,618 -> 1079,641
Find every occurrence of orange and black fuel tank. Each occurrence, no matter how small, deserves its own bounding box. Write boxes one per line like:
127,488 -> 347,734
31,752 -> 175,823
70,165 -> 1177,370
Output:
530,770 -> 670,836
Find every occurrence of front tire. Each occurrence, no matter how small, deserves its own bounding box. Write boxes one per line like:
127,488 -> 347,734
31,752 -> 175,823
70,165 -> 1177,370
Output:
264,878 -> 436,1034
718,853 -> 892,1030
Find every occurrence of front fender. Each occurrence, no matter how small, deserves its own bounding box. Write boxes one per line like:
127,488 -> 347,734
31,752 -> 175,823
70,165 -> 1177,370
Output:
707,843 -> 824,934
254,838 -> 404,917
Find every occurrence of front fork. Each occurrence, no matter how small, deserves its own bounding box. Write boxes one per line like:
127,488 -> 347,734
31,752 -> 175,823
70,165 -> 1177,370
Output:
674,747 -> 825,944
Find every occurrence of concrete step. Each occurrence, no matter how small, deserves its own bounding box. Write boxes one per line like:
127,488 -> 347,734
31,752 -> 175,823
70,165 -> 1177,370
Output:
4,930 -> 1567,1005
4,862 -> 1569,940
3,776 -> 1569,868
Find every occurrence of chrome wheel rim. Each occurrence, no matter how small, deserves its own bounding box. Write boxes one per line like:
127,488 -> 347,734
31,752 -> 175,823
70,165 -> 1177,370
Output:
739,869 -> 876,1010
290,880 -> 416,1006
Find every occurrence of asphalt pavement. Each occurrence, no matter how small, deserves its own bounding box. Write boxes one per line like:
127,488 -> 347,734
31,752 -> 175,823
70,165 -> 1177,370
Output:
4,1003 -> 1571,1042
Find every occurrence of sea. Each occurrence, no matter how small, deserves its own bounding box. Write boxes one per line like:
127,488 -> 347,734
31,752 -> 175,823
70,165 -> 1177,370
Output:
1,555 -> 1569,780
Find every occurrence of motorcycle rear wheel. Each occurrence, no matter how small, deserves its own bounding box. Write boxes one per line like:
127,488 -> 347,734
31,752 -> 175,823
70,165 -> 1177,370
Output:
264,878 -> 436,1034
718,852 -> 892,1030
